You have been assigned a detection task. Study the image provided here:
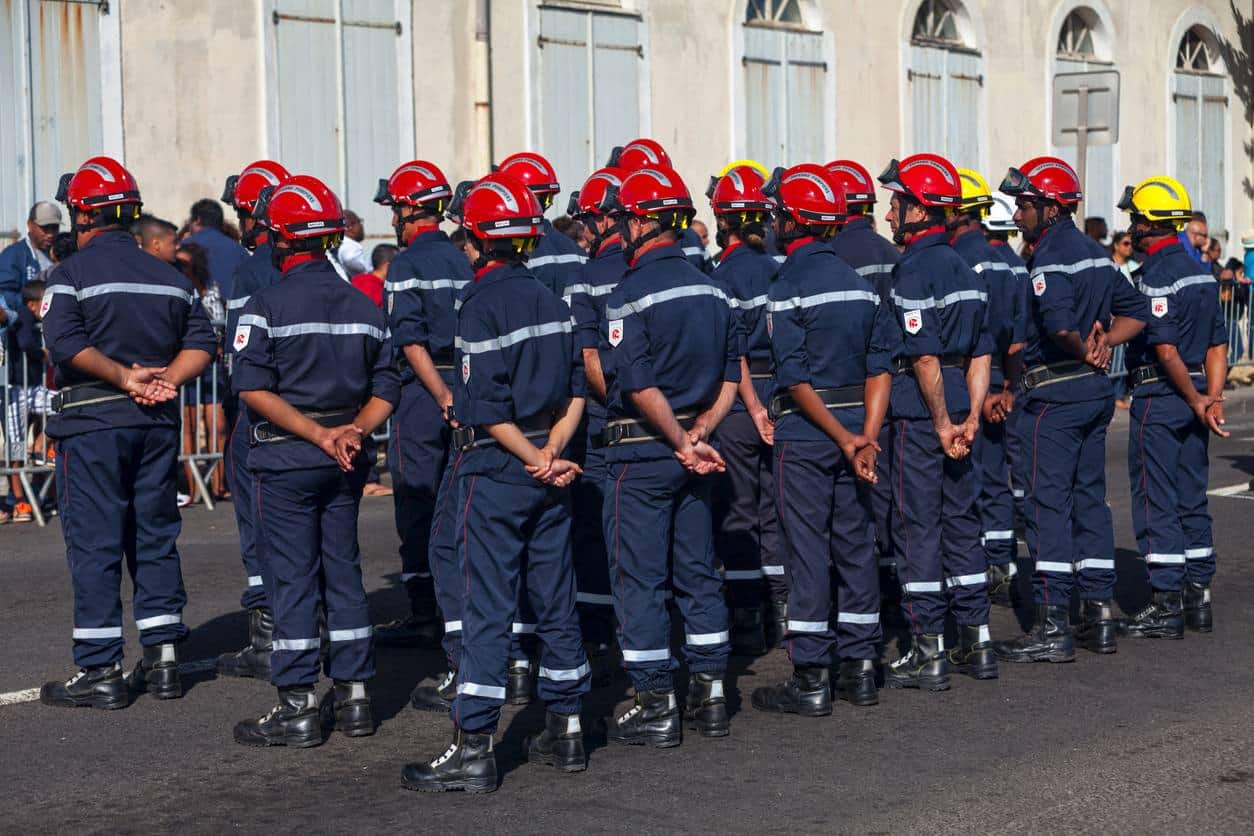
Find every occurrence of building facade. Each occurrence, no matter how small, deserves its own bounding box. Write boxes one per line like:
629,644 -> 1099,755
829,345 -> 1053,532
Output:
1,0 -> 1250,253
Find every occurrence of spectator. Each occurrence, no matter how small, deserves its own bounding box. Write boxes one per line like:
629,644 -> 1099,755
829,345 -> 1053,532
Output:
0,201 -> 61,312
1084,216 -> 1108,244
1109,230 -> 1138,283
337,210 -> 372,276
1218,259 -> 1247,363
692,218 -> 711,250
1180,211 -> 1208,264
1243,230 -> 1254,285
4,280 -> 48,523
174,241 -> 228,505
1205,236 -> 1224,272
134,216 -> 179,264
34,232 -> 76,283
351,243 -> 396,308
184,197 -> 247,299
552,214 -> 587,251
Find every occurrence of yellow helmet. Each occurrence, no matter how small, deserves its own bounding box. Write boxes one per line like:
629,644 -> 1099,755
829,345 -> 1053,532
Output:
1117,176 -> 1192,230
717,159 -> 769,179
957,168 -> 994,216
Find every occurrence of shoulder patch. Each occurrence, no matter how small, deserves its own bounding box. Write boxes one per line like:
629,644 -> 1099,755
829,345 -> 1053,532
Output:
903,310 -> 923,335
1151,297 -> 1168,318
38,294 -> 52,319
461,354 -> 471,383
1032,275 -> 1047,296
233,324 -> 252,352
608,318 -> 624,347
766,311 -> 773,337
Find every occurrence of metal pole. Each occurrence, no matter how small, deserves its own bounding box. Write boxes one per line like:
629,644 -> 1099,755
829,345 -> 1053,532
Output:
1074,84 -> 1089,217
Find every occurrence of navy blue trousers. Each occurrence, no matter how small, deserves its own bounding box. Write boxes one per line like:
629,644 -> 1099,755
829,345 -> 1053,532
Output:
1022,396 -> 1117,605
58,428 -> 188,668
569,434 -> 614,644
451,473 -> 588,733
227,411 -> 267,610
1128,393 -> 1216,591
603,457 -> 729,692
974,408 -> 1016,569
774,430 -> 880,665
387,377 -> 452,586
871,421 -> 896,570
713,409 -> 782,604
255,465 -> 374,688
890,418 -> 988,635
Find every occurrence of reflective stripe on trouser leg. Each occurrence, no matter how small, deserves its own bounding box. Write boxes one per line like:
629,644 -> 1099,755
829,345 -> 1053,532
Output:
127,427 -> 190,649
321,466 -> 376,683
973,417 -> 1015,568
428,447 -> 465,668
1127,395 -> 1187,592
671,468 -> 730,674
712,411 -> 767,605
603,459 -> 682,692
891,419 -> 946,635
571,442 -> 615,643
387,377 -> 452,584
1072,396 -> 1117,599
524,487 -> 589,715
1178,413 -> 1216,586
940,449 -> 989,628
229,412 -> 267,610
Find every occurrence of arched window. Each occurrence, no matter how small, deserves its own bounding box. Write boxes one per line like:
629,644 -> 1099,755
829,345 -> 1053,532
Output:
742,0 -> 827,167
1051,6 -> 1116,233
1172,24 -> 1229,239
905,0 -> 982,162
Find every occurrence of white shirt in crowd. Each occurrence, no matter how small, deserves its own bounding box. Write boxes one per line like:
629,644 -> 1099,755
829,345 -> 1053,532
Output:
337,237 -> 371,276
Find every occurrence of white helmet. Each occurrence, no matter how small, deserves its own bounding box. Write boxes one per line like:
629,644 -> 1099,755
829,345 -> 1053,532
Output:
983,191 -> 1018,235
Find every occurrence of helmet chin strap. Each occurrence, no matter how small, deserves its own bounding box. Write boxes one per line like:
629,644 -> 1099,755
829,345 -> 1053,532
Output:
586,216 -> 617,256
1130,216 -> 1174,249
619,217 -> 665,263
1020,198 -> 1065,244
891,196 -> 936,246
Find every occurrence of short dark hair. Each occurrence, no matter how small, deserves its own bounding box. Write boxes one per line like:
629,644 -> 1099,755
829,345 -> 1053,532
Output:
176,241 -> 212,290
50,232 -> 77,263
190,198 -> 225,230
134,215 -> 178,247
21,280 -> 45,304
371,243 -> 398,269
345,210 -> 362,226
1191,211 -> 1207,223
1226,257 -> 1244,272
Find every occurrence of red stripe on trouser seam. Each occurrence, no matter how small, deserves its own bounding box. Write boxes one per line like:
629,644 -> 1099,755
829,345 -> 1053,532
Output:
1031,404 -> 1050,606
428,451 -> 464,591
613,465 -> 630,633
461,476 -> 477,597
776,443 -> 790,658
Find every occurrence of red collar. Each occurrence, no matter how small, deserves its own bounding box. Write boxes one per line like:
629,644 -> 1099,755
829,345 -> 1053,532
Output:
406,221 -> 439,246
280,251 -> 320,272
785,236 -> 816,256
1145,237 -> 1176,256
475,261 -> 506,281
720,241 -> 744,261
628,236 -> 669,267
906,226 -> 946,248
596,232 -> 622,257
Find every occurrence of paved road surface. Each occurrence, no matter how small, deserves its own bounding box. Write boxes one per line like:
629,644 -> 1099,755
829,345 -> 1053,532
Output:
3,391 -> 1254,833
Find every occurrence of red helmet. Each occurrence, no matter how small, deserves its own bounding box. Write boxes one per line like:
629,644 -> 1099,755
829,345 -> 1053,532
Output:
824,160 -> 877,207
374,160 -> 453,209
707,166 -> 772,214
1000,156 -> 1083,206
878,154 -> 963,208
608,138 -> 672,172
763,164 -> 846,226
259,175 -> 346,240
496,152 -> 560,197
56,156 -> 141,212
460,172 -> 545,240
222,160 -> 290,212
567,167 -> 627,217
612,167 -> 695,222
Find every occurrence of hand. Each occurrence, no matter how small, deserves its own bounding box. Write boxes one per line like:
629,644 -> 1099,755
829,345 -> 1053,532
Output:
528,457 -> 582,487
838,433 -> 879,471
438,392 -> 458,428
1084,321 -> 1112,371
750,407 -> 775,446
675,440 -> 726,475
999,388 -> 1015,419
980,392 -> 1002,423
687,420 -> 711,445
852,444 -> 878,484
123,364 -> 178,406
317,425 -> 361,471
937,422 -> 969,460
958,415 -> 980,448
524,446 -> 558,482
1205,398 -> 1230,438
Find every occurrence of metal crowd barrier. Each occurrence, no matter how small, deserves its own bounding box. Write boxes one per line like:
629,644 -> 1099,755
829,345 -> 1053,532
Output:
1219,282 -> 1252,366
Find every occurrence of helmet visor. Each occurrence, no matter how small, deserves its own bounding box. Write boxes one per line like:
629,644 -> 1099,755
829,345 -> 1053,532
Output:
220,175 -> 240,206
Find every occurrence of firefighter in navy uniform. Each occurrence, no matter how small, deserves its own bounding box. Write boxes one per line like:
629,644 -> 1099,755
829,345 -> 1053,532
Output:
39,156 -> 215,709
994,156 -> 1146,663
750,164 -> 896,716
952,169 -> 1027,608
497,151 -> 587,296
401,172 -> 589,794
563,166 -> 630,673
608,138 -> 710,273
231,175 -> 399,747
598,167 -> 740,747
370,161 -> 464,658
1118,176 -> 1228,638
218,159 -> 291,680
705,164 -> 781,655
877,154 -> 997,690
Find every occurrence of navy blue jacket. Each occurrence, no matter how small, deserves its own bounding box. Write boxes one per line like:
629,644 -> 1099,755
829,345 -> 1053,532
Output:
5,304 -> 43,387
384,228 -> 472,381
888,229 -> 993,420
828,215 -> 900,302
681,227 -> 712,274
1125,240 -> 1226,398
42,230 -> 217,438
232,258 -> 399,472
768,240 -> 897,442
185,227 -> 247,300
528,219 -> 587,297
564,237 -> 626,438
951,228 -> 1026,388
454,262 -> 584,484
0,237 -> 46,311
713,242 -> 778,413
226,242 -> 281,372
601,242 -> 740,461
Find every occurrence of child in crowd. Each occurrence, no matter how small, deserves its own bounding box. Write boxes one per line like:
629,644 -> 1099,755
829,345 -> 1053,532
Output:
5,280 -> 48,523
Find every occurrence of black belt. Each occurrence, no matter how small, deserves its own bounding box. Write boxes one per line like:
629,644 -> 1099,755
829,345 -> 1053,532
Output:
597,410 -> 700,448
50,382 -> 128,413
1021,361 -> 1099,391
250,408 -> 358,445
451,414 -> 552,451
894,354 -> 967,374
748,358 -> 773,379
396,352 -> 455,374
768,385 -> 866,420
1129,363 -> 1204,389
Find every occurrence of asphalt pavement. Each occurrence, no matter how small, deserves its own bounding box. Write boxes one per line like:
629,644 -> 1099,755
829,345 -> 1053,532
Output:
3,390 -> 1254,834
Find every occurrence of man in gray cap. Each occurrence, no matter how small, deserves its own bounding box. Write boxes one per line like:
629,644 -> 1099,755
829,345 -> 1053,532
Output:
0,201 -> 62,312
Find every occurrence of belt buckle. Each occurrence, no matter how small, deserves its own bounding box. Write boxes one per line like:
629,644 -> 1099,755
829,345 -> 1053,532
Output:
50,391 -> 64,414
767,395 -> 784,421
452,426 -> 475,450
604,423 -> 626,447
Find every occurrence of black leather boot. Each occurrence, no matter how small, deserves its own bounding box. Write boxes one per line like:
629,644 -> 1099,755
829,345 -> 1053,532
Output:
585,641 -> 615,688
752,666 -> 831,716
765,595 -> 789,648
128,643 -> 183,699
1182,582 -> 1213,632
525,711 -> 586,772
1120,590 -> 1184,640
948,625 -> 998,679
402,728 -> 497,793
886,634 -> 950,691
987,563 -> 1016,608
320,681 -> 374,737
233,686 -> 323,748
607,689 -> 682,748
506,660 -> 534,706
685,672 -> 730,737
217,607 -> 273,679
836,659 -> 879,706
730,606 -> 768,657
410,669 -> 457,712
374,577 -> 443,647
994,605 -> 1075,662
1075,599 -> 1118,653
40,663 -> 129,710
